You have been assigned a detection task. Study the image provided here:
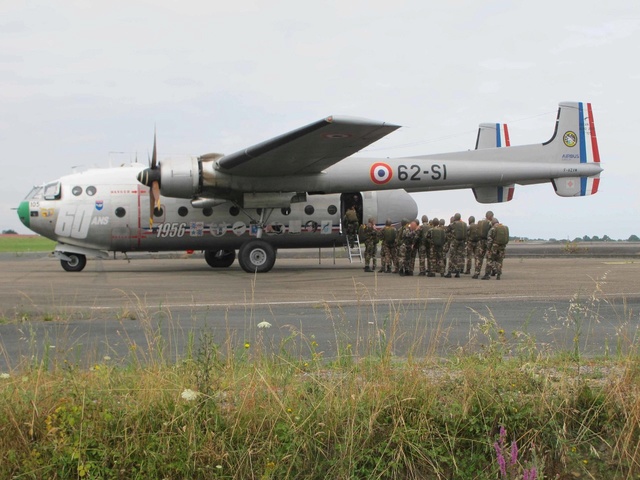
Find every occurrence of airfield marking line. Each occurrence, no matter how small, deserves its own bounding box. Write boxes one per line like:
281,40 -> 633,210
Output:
29,292 -> 639,312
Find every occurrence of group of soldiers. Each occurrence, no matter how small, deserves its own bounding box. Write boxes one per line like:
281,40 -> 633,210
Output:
353,210 -> 510,280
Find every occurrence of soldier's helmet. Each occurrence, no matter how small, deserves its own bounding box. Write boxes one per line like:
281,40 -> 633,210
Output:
421,214 -> 428,222
492,218 -> 499,224
468,215 -> 475,223
385,218 -> 392,226
368,217 -> 375,224
454,212 -> 461,221
439,219 -> 445,226
486,210 -> 494,219
432,217 -> 439,225
401,218 -> 409,226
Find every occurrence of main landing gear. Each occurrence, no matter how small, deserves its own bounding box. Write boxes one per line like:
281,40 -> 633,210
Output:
237,240 -> 276,273
204,249 -> 236,268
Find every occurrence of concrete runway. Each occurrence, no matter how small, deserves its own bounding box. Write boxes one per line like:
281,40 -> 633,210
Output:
1,252 -> 639,369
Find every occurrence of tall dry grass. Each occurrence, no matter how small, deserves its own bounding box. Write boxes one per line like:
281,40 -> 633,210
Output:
0,278 -> 638,479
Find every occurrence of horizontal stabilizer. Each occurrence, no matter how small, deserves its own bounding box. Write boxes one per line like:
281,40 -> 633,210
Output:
472,186 -> 515,203
475,122 -> 510,149
552,176 -> 600,197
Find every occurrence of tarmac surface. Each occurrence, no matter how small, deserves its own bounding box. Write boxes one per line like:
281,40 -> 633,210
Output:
1,247 -> 639,369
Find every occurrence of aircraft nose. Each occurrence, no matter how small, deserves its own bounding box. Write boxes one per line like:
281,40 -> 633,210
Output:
17,201 -> 30,228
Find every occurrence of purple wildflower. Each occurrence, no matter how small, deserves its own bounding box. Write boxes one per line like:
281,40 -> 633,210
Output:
494,441 -> 507,477
510,439 -> 518,466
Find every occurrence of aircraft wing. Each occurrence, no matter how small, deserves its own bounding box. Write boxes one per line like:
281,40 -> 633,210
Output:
216,116 -> 400,177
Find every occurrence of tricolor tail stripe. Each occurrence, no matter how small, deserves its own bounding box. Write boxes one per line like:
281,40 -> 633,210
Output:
497,185 -> 515,202
578,102 -> 601,196
495,123 -> 511,147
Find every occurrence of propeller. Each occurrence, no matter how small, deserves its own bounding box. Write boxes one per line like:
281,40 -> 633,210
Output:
137,131 -> 162,228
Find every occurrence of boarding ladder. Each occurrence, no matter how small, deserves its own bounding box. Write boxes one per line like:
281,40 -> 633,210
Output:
345,235 -> 363,263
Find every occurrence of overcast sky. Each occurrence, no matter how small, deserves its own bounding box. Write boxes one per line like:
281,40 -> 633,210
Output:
1,1 -> 638,240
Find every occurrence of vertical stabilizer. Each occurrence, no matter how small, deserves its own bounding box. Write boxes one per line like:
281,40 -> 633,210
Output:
472,123 -> 515,203
550,102 -> 601,197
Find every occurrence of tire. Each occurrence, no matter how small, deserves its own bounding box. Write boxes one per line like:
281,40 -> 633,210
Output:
204,249 -> 236,268
60,253 -> 87,272
238,240 -> 276,273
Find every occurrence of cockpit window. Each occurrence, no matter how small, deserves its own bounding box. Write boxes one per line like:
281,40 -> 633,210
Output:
24,186 -> 44,201
43,181 -> 61,200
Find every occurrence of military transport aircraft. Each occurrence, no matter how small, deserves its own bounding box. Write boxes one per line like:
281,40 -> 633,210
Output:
17,101 -> 602,273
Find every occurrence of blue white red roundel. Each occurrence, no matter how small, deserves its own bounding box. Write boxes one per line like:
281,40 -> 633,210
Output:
370,162 -> 393,185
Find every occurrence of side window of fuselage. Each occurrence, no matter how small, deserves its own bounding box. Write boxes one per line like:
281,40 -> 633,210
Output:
43,181 -> 61,200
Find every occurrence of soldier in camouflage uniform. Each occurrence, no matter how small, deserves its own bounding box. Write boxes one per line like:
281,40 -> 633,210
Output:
482,217 -> 509,280
464,215 -> 479,274
400,220 -> 419,276
379,218 -> 396,273
472,210 -> 494,279
444,213 -> 467,278
360,217 -> 380,272
343,205 -> 359,248
443,216 -> 453,274
417,215 -> 431,275
426,218 -> 446,277
394,218 -> 408,274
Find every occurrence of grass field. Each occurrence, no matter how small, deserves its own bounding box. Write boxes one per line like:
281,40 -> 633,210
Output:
0,235 -> 55,253
1,298 -> 639,478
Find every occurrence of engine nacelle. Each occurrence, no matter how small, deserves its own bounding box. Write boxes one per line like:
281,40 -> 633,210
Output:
159,158 -> 201,199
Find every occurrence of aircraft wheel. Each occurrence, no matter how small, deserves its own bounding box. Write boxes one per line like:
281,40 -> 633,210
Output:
60,253 -> 87,272
238,240 -> 276,273
204,249 -> 236,268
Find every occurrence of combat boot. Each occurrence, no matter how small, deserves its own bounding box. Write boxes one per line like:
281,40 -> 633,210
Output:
464,269 -> 470,275
472,273 -> 479,279
386,267 -> 391,273
444,272 -> 452,278
496,274 -> 501,280
427,272 -> 436,277
406,271 -> 414,276
481,274 -> 490,280
454,272 -> 460,278
399,269 -> 405,276
378,267 -> 385,273
364,266 -> 371,272
418,272 -> 426,276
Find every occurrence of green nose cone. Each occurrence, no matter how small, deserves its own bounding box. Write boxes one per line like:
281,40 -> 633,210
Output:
17,201 -> 30,229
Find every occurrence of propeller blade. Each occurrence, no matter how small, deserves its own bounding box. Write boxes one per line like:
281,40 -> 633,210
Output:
152,181 -> 161,210
149,185 -> 155,228
151,130 -> 157,169
146,129 -> 159,228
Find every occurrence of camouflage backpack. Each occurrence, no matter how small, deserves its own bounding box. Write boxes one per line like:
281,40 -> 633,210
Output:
382,226 -> 396,245
494,225 -> 510,246
478,219 -> 491,239
468,223 -> 481,242
453,221 -> 467,241
430,227 -> 446,247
